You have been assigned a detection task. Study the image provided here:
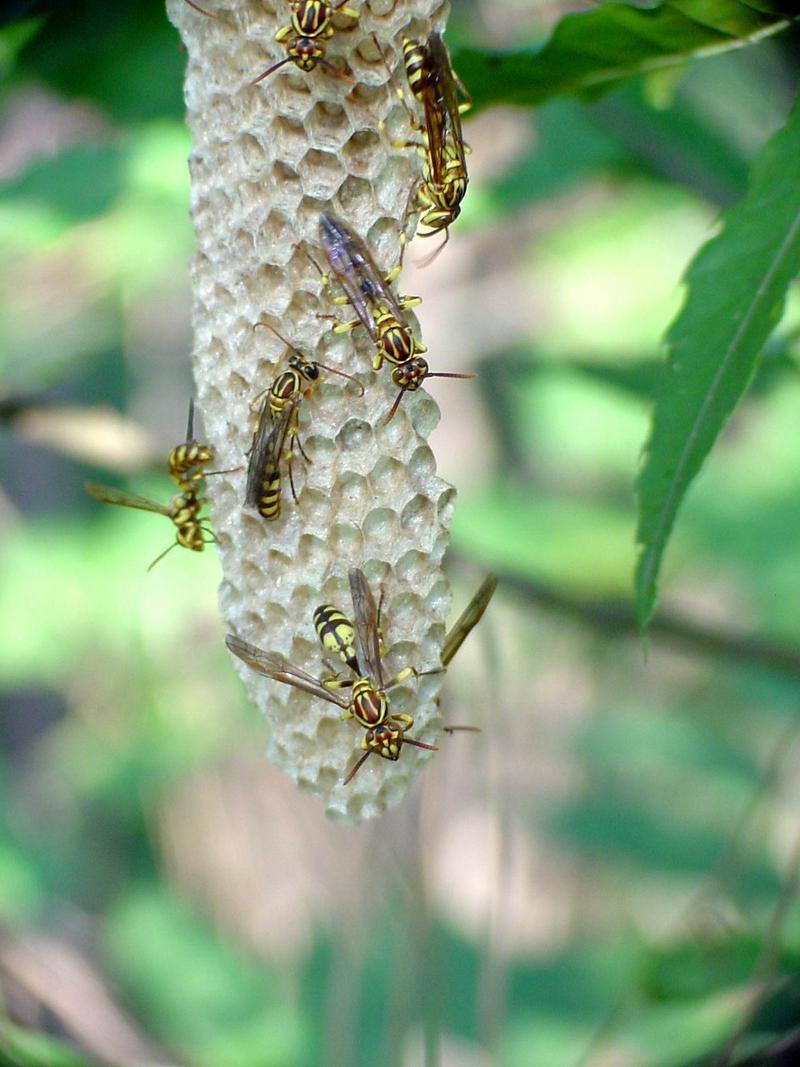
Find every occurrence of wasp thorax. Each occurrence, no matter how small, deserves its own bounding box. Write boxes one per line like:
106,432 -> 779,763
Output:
351,680 -> 388,729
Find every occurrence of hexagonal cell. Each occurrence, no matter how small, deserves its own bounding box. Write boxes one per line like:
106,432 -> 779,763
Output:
299,486 -> 334,527
368,454 -> 406,503
340,128 -> 384,181
329,521 -> 364,558
304,100 -> 352,150
335,417 -> 372,455
297,147 -> 347,199
394,548 -> 430,587
335,175 -> 379,222
336,470 -> 370,512
400,493 -> 434,537
270,115 -> 312,165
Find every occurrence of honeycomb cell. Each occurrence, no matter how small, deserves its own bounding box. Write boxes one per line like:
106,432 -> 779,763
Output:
270,115 -> 311,165
297,148 -> 347,200
305,101 -> 352,150
400,493 -> 434,536
341,129 -> 383,180
362,506 -> 399,550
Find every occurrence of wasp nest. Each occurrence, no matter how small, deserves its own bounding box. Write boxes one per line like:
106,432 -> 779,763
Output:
168,0 -> 455,820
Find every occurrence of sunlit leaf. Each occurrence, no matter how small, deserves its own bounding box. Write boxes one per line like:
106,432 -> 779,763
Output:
457,1 -> 799,110
636,93 -> 800,625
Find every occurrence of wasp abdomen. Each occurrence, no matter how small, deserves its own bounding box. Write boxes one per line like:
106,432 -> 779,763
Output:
314,604 -> 359,673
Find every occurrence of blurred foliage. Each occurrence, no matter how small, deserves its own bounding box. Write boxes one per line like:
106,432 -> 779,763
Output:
2,1 -> 800,1066
636,97 -> 800,625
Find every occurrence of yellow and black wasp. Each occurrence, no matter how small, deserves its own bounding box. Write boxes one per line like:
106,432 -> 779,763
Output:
245,321 -> 363,520
315,212 -> 473,418
167,398 -> 216,492
181,0 -> 358,82
227,568 -> 437,783
84,482 -> 215,570
401,33 -> 471,246
252,0 -> 358,84
226,569 -> 497,783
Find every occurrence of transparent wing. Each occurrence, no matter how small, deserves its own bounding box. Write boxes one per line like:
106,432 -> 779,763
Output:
427,32 -> 467,174
348,568 -> 384,687
225,635 -> 349,709
319,213 -> 404,332
442,574 -> 497,668
85,482 -> 171,516
245,401 -> 293,508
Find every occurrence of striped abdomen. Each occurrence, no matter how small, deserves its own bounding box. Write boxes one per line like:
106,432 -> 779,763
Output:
257,467 -> 282,521
170,492 -> 205,551
168,443 -> 214,488
402,37 -> 434,101
292,0 -> 330,38
314,604 -> 359,673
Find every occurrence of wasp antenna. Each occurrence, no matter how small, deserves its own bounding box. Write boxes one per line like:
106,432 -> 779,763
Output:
183,0 -> 219,17
254,320 -> 304,359
428,371 -> 478,382
185,397 -> 196,442
442,725 -> 482,735
205,464 -> 243,478
315,362 -> 365,396
384,387 -> 406,424
147,540 -> 179,572
416,230 -> 449,268
251,56 -> 292,85
401,737 -> 439,753
343,749 -> 372,785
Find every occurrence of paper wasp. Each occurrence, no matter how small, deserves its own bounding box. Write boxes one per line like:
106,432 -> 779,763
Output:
227,568 -> 438,783
181,1 -> 357,82
251,0 -> 358,84
226,570 -> 497,784
403,33 -> 471,242
374,32 -> 470,254
85,482 -> 215,570
246,321 -> 363,520
315,212 -> 473,417
168,398 -> 216,491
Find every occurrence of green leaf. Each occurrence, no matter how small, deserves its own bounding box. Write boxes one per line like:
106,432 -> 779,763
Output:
456,1 -> 799,110
635,93 -> 800,625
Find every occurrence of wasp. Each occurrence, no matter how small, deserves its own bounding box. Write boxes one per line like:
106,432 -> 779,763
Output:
251,0 -> 358,84
167,398 -> 216,491
375,32 -> 470,254
246,321 -> 363,520
227,568 -> 440,783
315,212 -> 474,418
403,33 -> 471,242
85,482 -> 215,570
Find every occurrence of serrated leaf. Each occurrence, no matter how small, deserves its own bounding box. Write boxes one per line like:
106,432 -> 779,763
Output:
635,93 -> 800,626
456,1 -> 798,110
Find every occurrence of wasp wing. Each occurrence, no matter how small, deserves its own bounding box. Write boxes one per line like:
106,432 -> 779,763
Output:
348,568 -> 384,687
442,574 -> 497,668
85,482 -> 172,516
225,635 -> 350,709
319,213 -> 404,332
245,401 -> 293,509
427,33 -> 468,176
